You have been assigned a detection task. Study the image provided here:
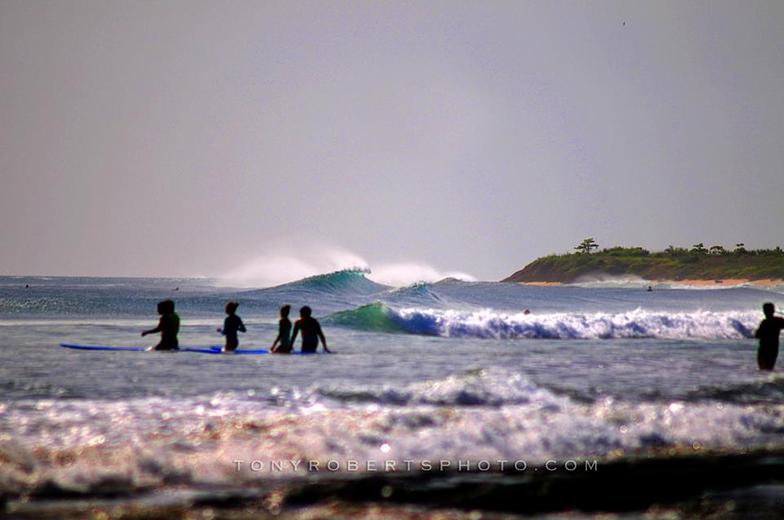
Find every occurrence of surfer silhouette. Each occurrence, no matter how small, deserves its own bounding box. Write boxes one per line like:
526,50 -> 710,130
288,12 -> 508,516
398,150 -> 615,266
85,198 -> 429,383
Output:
217,301 -> 246,352
754,302 -> 784,370
141,299 -> 180,351
271,304 -> 293,354
290,306 -> 330,353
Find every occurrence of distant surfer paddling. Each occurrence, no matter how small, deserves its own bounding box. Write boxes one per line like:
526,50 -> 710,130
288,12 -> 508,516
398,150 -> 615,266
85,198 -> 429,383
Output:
141,299 -> 180,351
290,306 -> 330,353
217,301 -> 246,352
270,304 -> 293,354
754,302 -> 784,371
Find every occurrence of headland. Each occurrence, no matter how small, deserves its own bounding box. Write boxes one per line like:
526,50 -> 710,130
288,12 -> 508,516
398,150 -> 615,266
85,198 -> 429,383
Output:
502,243 -> 784,286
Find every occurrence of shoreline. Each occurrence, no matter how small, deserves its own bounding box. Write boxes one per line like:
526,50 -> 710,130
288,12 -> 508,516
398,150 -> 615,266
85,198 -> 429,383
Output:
522,278 -> 784,288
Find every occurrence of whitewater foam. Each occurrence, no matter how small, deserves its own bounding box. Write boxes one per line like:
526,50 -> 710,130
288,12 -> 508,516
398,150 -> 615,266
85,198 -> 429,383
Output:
218,246 -> 474,288
220,247 -> 371,288
329,305 -> 758,340
368,263 -> 476,287
3,369 -> 784,495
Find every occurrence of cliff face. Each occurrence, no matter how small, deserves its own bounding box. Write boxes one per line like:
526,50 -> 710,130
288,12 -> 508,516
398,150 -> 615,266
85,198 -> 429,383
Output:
502,257 -> 577,283
502,253 -> 784,283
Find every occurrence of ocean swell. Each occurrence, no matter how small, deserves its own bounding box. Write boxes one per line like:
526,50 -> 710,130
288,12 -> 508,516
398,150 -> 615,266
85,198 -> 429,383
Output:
245,269 -> 389,299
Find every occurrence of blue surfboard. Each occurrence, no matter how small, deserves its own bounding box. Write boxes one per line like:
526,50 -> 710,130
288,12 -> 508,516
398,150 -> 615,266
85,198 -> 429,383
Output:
59,343 -> 267,354
59,343 -> 327,355
207,346 -> 270,354
60,343 -> 148,352
207,346 -> 328,355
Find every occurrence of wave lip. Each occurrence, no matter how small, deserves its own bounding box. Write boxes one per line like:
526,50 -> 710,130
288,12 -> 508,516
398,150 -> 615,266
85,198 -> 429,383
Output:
329,305 -> 758,340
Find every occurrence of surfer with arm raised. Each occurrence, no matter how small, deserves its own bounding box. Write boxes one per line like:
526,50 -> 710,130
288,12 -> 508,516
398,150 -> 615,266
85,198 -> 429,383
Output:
217,301 -> 246,352
141,299 -> 180,351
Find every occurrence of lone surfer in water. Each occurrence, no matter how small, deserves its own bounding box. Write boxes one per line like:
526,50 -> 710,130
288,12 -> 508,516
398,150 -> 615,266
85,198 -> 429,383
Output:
217,301 -> 246,352
290,306 -> 330,353
142,299 -> 180,351
754,302 -> 784,371
271,304 -> 293,354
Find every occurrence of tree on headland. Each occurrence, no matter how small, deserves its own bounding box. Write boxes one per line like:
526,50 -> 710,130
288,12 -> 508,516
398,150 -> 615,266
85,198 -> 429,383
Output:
709,245 -> 726,255
734,243 -> 747,254
691,243 -> 708,255
665,245 -> 688,256
575,237 -> 599,255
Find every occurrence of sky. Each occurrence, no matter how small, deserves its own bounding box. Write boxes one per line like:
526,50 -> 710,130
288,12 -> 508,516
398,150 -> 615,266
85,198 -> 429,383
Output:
1,0 -> 783,285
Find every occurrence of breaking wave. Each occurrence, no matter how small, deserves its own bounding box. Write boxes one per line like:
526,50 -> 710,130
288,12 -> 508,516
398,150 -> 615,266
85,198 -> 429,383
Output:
246,269 -> 388,297
327,305 -> 757,340
3,369 -> 784,498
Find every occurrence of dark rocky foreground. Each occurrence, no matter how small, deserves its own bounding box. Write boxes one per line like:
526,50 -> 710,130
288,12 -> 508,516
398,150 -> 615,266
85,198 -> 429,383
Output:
4,450 -> 784,519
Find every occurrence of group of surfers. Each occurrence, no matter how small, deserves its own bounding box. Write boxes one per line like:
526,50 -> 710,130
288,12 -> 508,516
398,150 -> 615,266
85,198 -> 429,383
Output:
141,300 -> 330,354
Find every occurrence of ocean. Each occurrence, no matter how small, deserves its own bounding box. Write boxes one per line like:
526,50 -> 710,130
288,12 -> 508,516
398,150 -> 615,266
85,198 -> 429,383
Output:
1,272 -> 783,518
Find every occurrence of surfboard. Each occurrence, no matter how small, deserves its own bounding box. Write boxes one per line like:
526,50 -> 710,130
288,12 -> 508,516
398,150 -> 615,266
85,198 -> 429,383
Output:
59,343 -> 148,352
59,343 -> 267,354
207,346 -> 270,355
57,343 -> 329,355
206,346 -> 324,355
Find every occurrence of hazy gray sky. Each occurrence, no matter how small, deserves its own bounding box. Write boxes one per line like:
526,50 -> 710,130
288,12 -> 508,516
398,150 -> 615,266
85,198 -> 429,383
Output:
2,1 -> 783,284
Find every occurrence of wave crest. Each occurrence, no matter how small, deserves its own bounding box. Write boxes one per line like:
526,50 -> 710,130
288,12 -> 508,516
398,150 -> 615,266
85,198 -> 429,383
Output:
248,269 -> 389,298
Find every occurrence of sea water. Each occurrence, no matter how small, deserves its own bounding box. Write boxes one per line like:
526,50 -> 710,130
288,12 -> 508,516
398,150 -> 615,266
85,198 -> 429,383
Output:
1,272 -> 783,516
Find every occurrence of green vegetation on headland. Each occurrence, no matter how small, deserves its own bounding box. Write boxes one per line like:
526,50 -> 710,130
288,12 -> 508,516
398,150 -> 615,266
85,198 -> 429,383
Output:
502,239 -> 784,283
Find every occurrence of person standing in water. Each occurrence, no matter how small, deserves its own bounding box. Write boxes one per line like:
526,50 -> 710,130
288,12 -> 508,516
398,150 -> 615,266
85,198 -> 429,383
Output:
290,306 -> 330,353
142,299 -> 180,351
754,302 -> 784,371
270,304 -> 293,354
217,301 -> 246,352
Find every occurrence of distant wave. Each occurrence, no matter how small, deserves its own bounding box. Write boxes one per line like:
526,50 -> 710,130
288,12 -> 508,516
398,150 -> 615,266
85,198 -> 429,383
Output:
219,247 -> 475,288
246,269 -> 389,297
366,263 -> 476,287
384,282 -> 443,305
327,305 -> 758,340
389,282 -> 437,296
